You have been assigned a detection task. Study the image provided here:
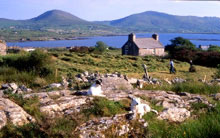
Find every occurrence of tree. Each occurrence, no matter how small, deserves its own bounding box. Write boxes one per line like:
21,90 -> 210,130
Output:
165,37 -> 196,52
208,45 -> 220,53
94,41 -> 108,54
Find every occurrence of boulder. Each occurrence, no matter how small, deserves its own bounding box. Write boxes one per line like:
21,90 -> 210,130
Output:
128,78 -> 138,84
9,83 -> 18,90
158,107 -> 190,122
0,111 -> 7,129
171,77 -> 186,84
0,98 -> 35,129
76,114 -> 131,138
101,77 -> 133,92
214,93 -> 220,100
49,83 -> 62,88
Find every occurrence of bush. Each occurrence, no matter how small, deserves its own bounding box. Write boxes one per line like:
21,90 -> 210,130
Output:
214,64 -> 220,79
0,50 -> 57,87
48,117 -> 78,137
189,65 -> 196,72
0,123 -> 47,138
69,46 -> 94,53
94,41 -> 108,54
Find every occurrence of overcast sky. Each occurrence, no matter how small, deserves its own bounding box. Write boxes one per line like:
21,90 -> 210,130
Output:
1,0 -> 220,21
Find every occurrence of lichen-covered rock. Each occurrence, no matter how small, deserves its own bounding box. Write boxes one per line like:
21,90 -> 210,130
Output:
0,98 -> 35,129
158,107 -> 190,122
213,93 -> 220,100
24,92 -> 92,118
0,111 -> 7,129
75,114 -> 132,138
101,77 -> 133,92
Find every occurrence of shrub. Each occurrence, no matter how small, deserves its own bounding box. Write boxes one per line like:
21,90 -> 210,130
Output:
0,123 -> 47,138
189,65 -> 196,72
48,117 -> 78,137
214,64 -> 220,79
93,41 -> 108,54
69,46 -> 94,53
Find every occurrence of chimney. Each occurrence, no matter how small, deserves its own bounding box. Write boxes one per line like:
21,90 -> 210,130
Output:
129,33 -> 136,42
152,34 -> 159,41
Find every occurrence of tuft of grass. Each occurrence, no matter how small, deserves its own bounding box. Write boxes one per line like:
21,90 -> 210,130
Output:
0,123 -> 47,138
47,117 -> 78,138
83,97 -> 128,117
142,81 -> 220,95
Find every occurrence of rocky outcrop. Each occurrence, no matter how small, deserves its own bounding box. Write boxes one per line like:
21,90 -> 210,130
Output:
1,83 -> 32,94
24,90 -> 93,118
75,114 -> 138,138
0,98 -> 35,129
101,77 -> 133,92
158,107 -> 190,122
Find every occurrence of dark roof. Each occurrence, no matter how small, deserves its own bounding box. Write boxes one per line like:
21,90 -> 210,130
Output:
134,38 -> 164,49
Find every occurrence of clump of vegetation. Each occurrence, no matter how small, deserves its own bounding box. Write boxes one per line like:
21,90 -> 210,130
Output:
142,81 -> 220,95
214,64 -> 220,79
47,117 -> 78,137
208,45 -> 220,53
0,123 -> 47,138
0,50 -> 59,87
83,97 -> 128,117
189,65 -> 196,72
93,41 -> 108,54
165,37 -> 220,67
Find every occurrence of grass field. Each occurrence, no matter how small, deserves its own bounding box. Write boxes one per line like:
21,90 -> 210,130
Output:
50,48 -> 216,81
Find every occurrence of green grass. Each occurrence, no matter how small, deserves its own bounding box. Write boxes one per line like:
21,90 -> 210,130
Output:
142,81 -> 220,95
140,103 -> 220,138
0,50 -> 61,88
83,97 -> 129,118
50,49 -> 216,81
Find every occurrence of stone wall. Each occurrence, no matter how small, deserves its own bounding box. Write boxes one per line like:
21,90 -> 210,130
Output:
139,48 -> 164,56
155,48 -> 165,56
139,48 -> 154,56
0,40 -> 7,55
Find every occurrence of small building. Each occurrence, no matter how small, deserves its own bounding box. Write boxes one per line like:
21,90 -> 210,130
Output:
0,40 -> 7,55
122,33 -> 164,56
199,45 -> 210,51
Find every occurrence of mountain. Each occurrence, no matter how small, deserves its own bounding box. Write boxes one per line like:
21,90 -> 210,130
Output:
95,11 -> 220,33
30,10 -> 90,25
1,10 -> 220,41
0,10 -> 122,41
0,10 -> 100,29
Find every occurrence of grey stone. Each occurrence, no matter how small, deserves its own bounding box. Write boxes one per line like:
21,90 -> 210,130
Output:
158,107 -> 190,122
9,83 -> 18,90
49,83 -> 62,88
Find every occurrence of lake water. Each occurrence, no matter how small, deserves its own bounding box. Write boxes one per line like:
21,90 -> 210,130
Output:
7,33 -> 220,48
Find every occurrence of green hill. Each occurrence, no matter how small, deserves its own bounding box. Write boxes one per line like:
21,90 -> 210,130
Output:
96,11 -> 220,33
0,10 -> 122,41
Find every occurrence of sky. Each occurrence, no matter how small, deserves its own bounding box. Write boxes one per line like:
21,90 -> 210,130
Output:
0,0 -> 220,21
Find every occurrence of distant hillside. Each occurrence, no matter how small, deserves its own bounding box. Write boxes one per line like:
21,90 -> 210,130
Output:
95,11 -> 220,33
0,10 -> 112,30
30,10 -> 89,25
0,10 -> 122,41
1,10 -> 220,41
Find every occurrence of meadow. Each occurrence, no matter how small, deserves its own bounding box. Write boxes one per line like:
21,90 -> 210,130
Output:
0,48 -> 220,137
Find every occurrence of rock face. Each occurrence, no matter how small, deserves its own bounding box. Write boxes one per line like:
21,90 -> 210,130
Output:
0,98 -> 35,129
24,90 -> 93,118
158,107 -> 190,122
101,77 -> 133,92
213,93 -> 220,100
1,83 -> 32,94
75,114 -> 132,138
